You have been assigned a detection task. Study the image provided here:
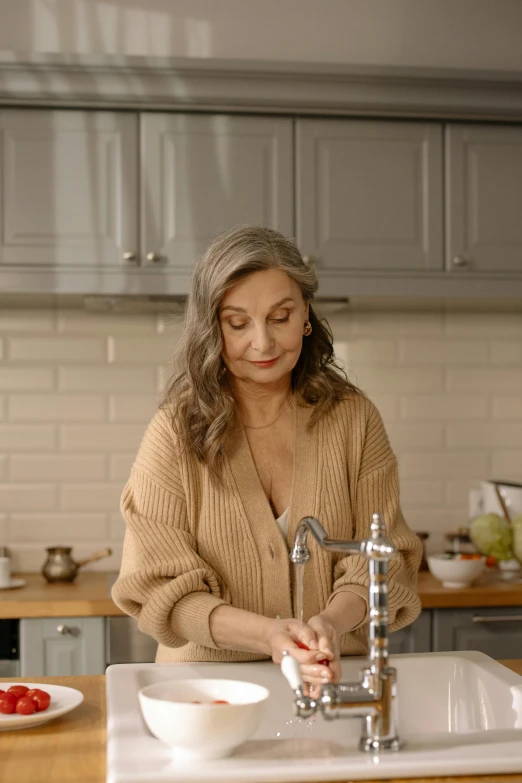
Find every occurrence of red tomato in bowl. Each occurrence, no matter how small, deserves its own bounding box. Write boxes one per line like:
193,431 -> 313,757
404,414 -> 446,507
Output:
15,697 -> 36,716
211,700 -> 229,705
26,688 -> 51,712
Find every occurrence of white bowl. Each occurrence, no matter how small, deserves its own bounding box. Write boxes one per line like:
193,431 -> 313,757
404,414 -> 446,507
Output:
138,678 -> 269,760
427,554 -> 486,588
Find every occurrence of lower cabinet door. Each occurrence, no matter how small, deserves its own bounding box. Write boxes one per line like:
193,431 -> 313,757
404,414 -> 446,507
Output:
20,617 -> 105,676
433,607 -> 522,659
388,610 -> 432,654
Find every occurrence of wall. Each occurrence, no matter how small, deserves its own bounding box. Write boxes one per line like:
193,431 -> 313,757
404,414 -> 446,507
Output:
1,0 -> 522,72
1,305 -> 521,571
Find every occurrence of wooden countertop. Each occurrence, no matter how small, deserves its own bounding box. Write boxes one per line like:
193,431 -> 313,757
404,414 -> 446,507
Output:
1,570 -> 522,620
2,661 -> 522,783
0,572 -> 125,619
417,570 -> 522,608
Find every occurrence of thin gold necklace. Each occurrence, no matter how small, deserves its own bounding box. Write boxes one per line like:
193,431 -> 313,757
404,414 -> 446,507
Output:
243,394 -> 293,430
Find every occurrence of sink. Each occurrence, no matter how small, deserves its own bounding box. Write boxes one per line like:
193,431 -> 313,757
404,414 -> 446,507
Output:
106,651 -> 522,782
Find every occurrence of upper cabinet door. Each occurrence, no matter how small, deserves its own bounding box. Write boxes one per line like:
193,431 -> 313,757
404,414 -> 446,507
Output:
0,110 -> 138,268
140,114 -> 293,271
296,119 -> 443,272
446,124 -> 522,274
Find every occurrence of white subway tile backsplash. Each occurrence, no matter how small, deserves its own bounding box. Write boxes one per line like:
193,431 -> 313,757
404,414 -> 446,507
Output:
387,423 -> 444,451
8,394 -> 106,422
445,313 -> 522,337
447,423 -> 522,449
108,336 -> 175,364
0,424 -> 56,451
8,337 -> 106,363
59,365 -> 157,392
0,484 -> 56,511
0,310 -> 55,332
400,395 -> 488,420
400,480 -> 445,506
399,451 -> 490,479
11,513 -> 108,542
0,367 -> 54,391
492,396 -> 522,420
491,451 -> 522,481
399,339 -> 488,365
59,424 -> 144,453
446,368 -> 522,392
109,394 -> 158,422
109,454 -> 135,481
59,483 -> 122,511
109,511 -> 125,541
57,310 -> 157,335
1,306 -> 521,569
10,455 -> 107,482
349,311 -> 444,335
490,341 -> 522,364
354,367 -> 444,395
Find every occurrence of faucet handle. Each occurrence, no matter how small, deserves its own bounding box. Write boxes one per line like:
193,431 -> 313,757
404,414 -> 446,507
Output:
281,651 -> 303,690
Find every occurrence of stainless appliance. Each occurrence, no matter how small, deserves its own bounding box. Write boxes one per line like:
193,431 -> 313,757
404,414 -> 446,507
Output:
0,619 -> 20,677
106,616 -> 158,665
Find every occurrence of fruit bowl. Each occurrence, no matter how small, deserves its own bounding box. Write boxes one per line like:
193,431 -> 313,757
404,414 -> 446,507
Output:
138,678 -> 269,759
427,554 -> 486,588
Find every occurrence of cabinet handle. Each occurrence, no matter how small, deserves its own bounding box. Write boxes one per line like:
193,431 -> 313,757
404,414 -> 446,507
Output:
56,624 -> 80,636
146,252 -> 163,264
452,255 -> 469,268
122,251 -> 137,262
472,615 -> 522,623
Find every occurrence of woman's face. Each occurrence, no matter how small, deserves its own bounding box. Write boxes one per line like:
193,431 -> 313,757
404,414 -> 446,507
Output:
219,269 -> 309,387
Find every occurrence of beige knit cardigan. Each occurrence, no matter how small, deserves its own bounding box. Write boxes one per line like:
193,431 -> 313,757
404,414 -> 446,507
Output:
112,393 -> 422,663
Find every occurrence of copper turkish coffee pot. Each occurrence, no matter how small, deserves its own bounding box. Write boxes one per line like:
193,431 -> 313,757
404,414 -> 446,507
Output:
42,546 -> 112,583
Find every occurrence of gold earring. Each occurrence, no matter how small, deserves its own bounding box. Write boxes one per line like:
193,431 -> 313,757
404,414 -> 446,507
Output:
303,320 -> 312,336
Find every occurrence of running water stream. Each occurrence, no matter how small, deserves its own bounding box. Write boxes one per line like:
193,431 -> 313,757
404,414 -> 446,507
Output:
294,562 -> 305,630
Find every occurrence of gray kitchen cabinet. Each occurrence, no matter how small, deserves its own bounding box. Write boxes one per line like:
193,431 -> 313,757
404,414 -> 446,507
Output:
140,113 -> 293,272
19,617 -> 105,677
446,124 -> 522,274
433,607 -> 522,660
388,610 -> 432,655
296,119 -> 443,273
0,110 -> 138,268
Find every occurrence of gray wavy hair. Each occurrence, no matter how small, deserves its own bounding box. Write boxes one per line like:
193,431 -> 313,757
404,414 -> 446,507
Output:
161,225 -> 360,478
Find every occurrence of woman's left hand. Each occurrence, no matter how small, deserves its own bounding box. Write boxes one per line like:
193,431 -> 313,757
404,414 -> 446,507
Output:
299,613 -> 341,688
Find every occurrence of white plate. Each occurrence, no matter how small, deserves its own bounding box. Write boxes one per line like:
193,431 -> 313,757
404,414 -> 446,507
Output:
0,683 -> 84,730
0,579 -> 26,590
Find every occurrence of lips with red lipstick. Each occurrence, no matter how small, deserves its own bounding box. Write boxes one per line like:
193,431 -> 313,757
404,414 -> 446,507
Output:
249,357 -> 279,368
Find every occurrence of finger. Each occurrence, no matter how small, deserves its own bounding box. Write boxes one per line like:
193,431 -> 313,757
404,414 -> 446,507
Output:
296,625 -> 319,651
278,644 -> 319,667
300,664 -> 334,685
317,633 -> 335,659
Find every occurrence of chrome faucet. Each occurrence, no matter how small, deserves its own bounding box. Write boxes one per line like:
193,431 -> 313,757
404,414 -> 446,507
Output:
282,512 -> 400,753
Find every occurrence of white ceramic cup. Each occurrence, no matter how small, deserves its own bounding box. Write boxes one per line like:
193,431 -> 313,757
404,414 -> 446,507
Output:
0,557 -> 11,588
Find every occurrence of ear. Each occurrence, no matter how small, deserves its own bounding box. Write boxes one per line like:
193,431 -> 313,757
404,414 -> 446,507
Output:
304,301 -> 310,320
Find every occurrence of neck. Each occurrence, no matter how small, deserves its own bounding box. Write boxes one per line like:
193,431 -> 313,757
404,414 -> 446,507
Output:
231,375 -> 292,428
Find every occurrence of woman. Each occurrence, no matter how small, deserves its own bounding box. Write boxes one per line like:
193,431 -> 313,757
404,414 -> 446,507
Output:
112,225 -> 421,688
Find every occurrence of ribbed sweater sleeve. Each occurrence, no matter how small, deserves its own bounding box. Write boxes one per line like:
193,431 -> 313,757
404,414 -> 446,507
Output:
329,401 -> 422,633
111,412 -> 226,649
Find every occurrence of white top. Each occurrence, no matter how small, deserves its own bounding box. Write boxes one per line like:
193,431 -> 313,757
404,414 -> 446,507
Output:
275,507 -> 290,539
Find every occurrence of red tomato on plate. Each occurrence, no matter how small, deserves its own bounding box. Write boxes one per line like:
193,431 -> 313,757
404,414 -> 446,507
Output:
7,685 -> 29,700
15,696 -> 36,716
26,688 -> 51,713
0,693 -> 17,714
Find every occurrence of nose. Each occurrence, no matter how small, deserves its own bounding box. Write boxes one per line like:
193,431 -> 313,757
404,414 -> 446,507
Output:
251,321 -> 275,355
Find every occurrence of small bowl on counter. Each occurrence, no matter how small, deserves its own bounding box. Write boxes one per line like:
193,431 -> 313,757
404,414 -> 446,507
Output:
138,678 -> 269,759
427,553 -> 486,588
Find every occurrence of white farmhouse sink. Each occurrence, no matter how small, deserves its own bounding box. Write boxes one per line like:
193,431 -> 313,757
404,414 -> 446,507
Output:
106,651 -> 522,782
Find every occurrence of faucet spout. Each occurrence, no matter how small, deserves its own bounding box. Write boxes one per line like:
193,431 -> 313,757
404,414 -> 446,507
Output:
283,512 -> 400,753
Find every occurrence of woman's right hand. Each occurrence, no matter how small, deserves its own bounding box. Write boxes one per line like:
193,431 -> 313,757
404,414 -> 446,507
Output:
263,618 -> 335,685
